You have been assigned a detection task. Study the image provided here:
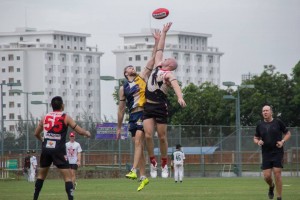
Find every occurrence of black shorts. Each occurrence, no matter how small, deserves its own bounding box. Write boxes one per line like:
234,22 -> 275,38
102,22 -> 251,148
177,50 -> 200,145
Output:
128,111 -> 144,137
40,149 -> 69,169
69,164 -> 78,170
261,152 -> 284,170
143,102 -> 168,124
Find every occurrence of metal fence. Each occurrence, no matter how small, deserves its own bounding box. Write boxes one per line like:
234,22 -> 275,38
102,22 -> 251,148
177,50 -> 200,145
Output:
0,124 -> 299,178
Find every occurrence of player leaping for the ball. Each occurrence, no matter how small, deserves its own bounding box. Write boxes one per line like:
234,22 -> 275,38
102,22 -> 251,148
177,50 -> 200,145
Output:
117,29 -> 161,191
143,22 -> 186,179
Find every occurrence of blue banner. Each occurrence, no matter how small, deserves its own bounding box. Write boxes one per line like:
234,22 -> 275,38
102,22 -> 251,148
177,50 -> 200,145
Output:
95,122 -> 128,140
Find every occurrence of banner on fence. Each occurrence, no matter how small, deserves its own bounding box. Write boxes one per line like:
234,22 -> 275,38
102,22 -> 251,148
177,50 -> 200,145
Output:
95,122 -> 128,140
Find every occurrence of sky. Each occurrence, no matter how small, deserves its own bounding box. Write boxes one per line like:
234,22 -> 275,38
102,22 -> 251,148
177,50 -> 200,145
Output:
0,0 -> 299,121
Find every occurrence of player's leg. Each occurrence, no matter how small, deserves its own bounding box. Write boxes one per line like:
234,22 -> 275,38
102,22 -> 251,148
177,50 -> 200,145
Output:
143,118 -> 157,178
273,167 -> 282,199
174,164 -> 178,182
179,164 -> 184,182
33,167 -> 49,200
263,168 -> 274,199
58,168 -> 74,200
69,167 -> 77,189
156,123 -> 168,178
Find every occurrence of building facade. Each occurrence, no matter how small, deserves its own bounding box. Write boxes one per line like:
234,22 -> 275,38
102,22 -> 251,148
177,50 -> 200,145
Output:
113,29 -> 224,88
0,27 -> 103,133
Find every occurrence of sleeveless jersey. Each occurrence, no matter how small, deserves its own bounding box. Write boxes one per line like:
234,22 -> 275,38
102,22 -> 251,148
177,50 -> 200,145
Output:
42,111 -> 68,151
146,67 -> 171,103
123,75 -> 146,112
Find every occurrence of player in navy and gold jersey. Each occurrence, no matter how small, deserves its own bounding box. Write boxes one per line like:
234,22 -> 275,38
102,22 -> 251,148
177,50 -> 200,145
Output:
33,96 -> 91,200
117,29 -> 160,191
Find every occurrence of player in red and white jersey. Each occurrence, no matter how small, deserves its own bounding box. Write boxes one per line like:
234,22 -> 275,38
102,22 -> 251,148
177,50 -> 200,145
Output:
33,96 -> 91,200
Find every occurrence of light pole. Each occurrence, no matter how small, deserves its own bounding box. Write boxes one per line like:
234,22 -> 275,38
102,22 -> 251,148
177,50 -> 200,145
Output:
0,82 -> 21,167
31,101 -> 49,113
9,90 -> 44,151
100,76 -> 125,170
223,81 -> 254,177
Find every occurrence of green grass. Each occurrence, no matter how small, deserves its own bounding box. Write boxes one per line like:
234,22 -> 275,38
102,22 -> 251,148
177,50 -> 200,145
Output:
0,177 -> 299,200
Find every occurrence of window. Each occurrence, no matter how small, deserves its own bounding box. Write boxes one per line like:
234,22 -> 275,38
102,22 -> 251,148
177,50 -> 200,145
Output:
54,45 -> 57,48
62,80 -> 65,85
9,102 -> 14,108
8,66 -> 14,72
9,113 -> 14,119
80,37 -> 83,42
1,57 -> 5,61
67,36 -> 70,41
136,66 -> 141,72
49,80 -> 52,84
75,58 -> 78,62
36,38 -> 40,42
74,37 -> 77,42
17,56 -> 20,60
135,55 -> 141,61
144,56 -> 147,61
129,57 -> 132,61
74,47 -> 77,50
2,69 -> 5,73
17,68 -> 20,72
18,115 -> 21,119
8,54 -> 14,61
17,103 -> 21,107
61,45 -> 64,49
61,36 -> 64,40
20,37 -> 23,41
9,125 -> 14,131
8,78 -> 14,83
54,35 -> 56,40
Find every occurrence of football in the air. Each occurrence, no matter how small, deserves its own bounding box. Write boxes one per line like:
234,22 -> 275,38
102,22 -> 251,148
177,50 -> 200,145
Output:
152,8 -> 169,19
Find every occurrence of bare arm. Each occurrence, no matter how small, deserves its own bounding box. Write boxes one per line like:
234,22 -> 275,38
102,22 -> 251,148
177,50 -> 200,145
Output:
77,152 -> 82,167
140,29 -> 161,80
66,116 -> 91,137
117,86 -> 126,139
155,22 -> 173,66
165,72 -> 186,107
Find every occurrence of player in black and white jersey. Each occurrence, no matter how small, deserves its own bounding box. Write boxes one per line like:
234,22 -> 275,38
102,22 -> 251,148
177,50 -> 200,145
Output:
33,96 -> 91,200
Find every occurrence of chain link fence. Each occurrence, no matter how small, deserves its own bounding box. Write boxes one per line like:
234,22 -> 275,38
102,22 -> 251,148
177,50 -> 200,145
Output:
0,123 -> 299,178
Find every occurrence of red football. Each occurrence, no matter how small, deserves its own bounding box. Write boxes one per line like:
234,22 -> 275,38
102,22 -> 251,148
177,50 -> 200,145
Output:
152,8 -> 169,19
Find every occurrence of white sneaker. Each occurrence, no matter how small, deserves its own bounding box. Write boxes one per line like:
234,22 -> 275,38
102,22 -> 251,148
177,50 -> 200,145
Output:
161,165 -> 169,178
150,162 -> 157,178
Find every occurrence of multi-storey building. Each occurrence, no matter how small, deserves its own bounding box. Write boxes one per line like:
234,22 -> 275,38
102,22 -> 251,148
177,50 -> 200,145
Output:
0,27 -> 103,133
113,29 -> 224,87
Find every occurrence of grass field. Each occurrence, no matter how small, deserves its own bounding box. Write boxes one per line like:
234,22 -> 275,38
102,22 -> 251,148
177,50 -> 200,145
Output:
0,177 -> 299,200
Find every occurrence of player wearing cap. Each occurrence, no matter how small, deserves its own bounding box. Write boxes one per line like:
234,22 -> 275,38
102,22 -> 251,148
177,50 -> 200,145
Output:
33,96 -> 91,200
66,132 -> 83,190
171,144 -> 185,183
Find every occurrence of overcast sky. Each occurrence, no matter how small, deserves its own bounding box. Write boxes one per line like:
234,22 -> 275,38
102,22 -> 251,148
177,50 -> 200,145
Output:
1,0 -> 299,120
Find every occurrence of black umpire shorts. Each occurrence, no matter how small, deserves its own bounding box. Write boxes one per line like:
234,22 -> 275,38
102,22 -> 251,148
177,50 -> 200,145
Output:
261,152 -> 284,170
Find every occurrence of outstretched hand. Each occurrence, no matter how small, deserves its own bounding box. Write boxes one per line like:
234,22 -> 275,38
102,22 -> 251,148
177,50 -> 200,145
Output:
152,29 -> 161,42
162,22 -> 172,33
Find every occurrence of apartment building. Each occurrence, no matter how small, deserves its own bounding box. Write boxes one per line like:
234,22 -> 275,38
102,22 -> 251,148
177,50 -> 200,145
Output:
113,29 -> 224,88
0,27 -> 103,132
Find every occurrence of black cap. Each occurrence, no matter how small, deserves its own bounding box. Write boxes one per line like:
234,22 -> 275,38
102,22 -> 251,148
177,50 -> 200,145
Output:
176,144 -> 182,149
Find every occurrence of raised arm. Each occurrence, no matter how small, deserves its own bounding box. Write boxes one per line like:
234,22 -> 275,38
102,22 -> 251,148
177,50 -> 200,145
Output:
117,86 -> 126,139
139,29 -> 161,80
155,22 -> 172,66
